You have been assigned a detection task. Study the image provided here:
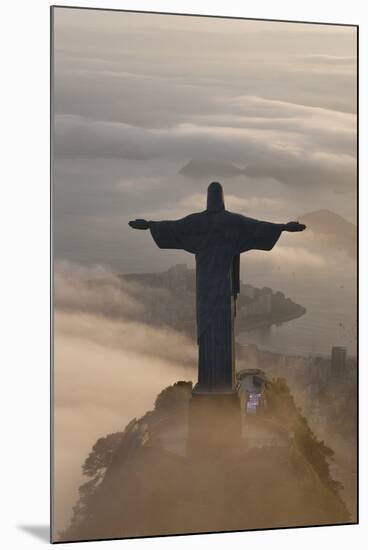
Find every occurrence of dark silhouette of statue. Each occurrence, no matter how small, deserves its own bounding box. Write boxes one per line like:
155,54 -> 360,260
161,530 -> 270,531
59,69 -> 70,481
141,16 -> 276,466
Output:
129,182 -> 306,395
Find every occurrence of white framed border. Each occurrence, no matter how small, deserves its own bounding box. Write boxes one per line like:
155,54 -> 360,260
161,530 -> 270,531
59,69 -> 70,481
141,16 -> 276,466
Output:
2,1 -> 366,549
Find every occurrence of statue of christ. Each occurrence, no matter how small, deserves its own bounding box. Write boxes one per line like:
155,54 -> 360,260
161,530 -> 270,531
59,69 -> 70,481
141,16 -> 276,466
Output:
129,182 -> 306,394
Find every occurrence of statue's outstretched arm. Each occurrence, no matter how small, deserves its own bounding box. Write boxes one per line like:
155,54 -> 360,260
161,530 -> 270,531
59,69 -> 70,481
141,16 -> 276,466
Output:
128,219 -> 151,230
282,221 -> 306,232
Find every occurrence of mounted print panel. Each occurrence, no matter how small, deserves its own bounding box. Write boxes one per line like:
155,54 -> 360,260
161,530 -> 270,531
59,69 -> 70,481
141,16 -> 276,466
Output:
51,6 -> 358,543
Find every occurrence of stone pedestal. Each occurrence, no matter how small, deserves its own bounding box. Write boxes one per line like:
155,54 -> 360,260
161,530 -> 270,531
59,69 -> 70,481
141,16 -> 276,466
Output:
187,386 -> 241,456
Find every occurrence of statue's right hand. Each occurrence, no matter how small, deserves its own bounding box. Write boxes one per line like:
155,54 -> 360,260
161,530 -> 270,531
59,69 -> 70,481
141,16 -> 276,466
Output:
284,221 -> 306,232
128,219 -> 149,230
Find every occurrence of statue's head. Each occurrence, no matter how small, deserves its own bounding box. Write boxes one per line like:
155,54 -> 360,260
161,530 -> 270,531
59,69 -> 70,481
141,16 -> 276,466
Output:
207,181 -> 225,212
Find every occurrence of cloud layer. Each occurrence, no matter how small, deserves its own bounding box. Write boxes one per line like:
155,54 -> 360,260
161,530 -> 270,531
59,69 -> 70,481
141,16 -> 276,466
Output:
53,262 -> 196,533
52,8 -> 357,271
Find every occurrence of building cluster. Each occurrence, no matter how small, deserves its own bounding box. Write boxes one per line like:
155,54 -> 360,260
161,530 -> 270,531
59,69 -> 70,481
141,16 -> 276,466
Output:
123,264 -> 304,337
240,285 -> 273,316
303,347 -> 357,442
239,343 -> 355,388
239,285 -> 301,319
144,291 -> 195,335
303,346 -> 356,394
237,342 -> 357,446
124,264 -> 196,334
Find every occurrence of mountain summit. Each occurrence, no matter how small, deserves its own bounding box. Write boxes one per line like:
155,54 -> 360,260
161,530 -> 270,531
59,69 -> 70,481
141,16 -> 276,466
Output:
59,378 -> 350,542
179,160 -> 248,179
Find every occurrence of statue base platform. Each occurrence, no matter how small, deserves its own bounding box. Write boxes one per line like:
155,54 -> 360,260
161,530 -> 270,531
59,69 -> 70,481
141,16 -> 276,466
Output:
187,386 -> 241,456
192,382 -> 239,395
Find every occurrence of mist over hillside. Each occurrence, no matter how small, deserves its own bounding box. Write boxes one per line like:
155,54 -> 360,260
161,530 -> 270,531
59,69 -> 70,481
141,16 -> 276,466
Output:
58,378 -> 351,542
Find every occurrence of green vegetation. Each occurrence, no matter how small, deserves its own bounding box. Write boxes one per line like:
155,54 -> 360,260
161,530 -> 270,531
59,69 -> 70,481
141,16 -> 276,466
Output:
265,377 -> 343,494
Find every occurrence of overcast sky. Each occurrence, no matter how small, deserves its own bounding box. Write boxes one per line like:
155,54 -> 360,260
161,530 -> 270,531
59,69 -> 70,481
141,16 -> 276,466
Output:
53,7 -> 357,274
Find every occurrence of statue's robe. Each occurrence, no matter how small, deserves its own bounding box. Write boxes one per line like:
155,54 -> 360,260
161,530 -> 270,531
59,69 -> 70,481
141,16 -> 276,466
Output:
150,211 -> 283,392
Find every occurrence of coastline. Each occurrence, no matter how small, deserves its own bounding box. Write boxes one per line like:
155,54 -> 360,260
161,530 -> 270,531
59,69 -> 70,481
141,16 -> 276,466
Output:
236,305 -> 307,334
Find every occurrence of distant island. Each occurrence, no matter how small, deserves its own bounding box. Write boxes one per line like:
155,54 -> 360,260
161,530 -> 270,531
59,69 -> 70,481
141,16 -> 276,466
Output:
121,264 -> 306,339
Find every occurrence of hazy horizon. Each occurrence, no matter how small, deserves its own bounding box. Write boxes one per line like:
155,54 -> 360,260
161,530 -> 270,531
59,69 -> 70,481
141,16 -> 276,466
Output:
53,7 -> 357,272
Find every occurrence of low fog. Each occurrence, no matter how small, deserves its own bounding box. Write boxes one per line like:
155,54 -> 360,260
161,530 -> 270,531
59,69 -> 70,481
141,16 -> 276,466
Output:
53,262 -> 196,532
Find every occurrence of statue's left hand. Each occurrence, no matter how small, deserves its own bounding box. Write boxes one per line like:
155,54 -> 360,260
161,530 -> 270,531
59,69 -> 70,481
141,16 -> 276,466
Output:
128,219 -> 149,230
284,221 -> 306,232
